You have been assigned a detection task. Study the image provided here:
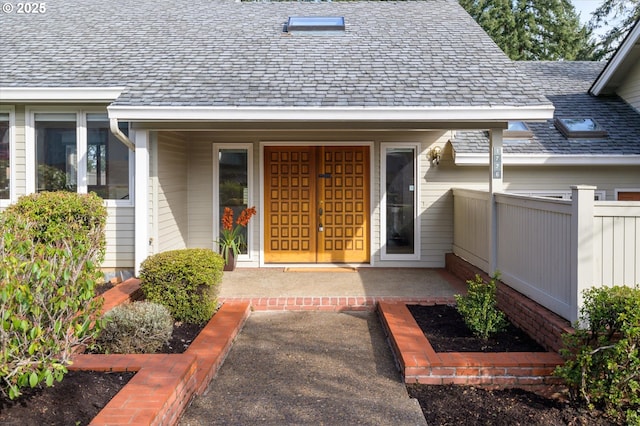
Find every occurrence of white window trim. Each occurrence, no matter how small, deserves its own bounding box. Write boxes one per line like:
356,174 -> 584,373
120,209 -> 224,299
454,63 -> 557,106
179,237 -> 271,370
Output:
0,106 -> 15,207
26,107 -> 134,207
213,143 -> 254,261
615,188 -> 640,201
380,143 -> 420,261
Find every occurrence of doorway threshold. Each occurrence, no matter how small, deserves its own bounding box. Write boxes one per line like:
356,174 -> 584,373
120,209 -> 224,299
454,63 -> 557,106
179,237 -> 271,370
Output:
284,267 -> 358,273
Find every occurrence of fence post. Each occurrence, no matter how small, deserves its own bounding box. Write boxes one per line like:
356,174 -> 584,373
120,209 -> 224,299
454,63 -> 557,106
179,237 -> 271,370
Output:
570,185 -> 596,323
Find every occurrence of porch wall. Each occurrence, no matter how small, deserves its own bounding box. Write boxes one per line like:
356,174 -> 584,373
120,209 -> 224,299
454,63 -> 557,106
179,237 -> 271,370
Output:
178,130 -> 454,267
503,165 -> 640,199
155,131 -> 189,253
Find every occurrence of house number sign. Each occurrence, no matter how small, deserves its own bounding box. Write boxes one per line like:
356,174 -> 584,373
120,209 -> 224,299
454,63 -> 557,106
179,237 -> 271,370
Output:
492,147 -> 502,179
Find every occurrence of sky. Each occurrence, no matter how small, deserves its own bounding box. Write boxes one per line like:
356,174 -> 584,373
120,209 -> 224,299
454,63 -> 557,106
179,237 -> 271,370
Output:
572,0 -> 599,25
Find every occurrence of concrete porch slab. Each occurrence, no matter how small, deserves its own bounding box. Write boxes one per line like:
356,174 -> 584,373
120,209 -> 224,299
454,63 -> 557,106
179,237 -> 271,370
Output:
219,268 -> 466,299
219,268 -> 467,311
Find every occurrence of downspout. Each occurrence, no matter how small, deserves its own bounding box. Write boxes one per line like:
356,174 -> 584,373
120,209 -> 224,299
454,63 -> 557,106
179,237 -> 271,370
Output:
110,118 -> 135,151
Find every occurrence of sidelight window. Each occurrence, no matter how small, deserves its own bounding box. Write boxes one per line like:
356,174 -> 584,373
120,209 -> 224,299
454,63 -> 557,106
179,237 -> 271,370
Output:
381,144 -> 419,260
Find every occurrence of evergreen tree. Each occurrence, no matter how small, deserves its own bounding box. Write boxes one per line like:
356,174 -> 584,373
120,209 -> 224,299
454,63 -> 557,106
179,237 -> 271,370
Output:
459,0 -> 594,60
590,0 -> 640,60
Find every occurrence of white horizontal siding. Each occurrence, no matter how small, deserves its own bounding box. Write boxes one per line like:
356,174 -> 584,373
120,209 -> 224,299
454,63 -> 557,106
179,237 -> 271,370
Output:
186,137 -> 214,250
103,206 -> 134,268
618,59 -> 640,112
156,132 -> 188,253
504,166 -> 640,200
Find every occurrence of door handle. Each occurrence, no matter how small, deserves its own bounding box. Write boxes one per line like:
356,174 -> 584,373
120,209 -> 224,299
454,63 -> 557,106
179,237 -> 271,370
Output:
318,207 -> 323,216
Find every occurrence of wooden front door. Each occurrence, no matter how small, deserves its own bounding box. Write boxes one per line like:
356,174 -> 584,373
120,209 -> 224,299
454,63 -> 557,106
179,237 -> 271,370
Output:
264,146 -> 369,263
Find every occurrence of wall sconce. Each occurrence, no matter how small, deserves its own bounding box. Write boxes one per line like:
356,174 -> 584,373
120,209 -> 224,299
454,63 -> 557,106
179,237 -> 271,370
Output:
427,146 -> 442,165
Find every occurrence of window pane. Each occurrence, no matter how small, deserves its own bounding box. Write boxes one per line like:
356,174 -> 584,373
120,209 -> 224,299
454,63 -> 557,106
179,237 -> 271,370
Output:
86,114 -> 130,200
219,149 -> 249,254
0,114 -> 9,199
35,113 -> 77,192
386,148 -> 415,255
560,118 -> 598,131
507,121 -> 528,131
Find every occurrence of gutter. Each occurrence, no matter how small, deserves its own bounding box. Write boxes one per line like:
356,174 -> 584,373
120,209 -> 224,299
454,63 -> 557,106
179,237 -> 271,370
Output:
110,118 -> 135,152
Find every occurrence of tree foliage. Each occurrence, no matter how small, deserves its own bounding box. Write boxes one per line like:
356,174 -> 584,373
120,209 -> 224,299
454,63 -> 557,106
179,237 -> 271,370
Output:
460,0 -> 594,60
589,0 -> 640,60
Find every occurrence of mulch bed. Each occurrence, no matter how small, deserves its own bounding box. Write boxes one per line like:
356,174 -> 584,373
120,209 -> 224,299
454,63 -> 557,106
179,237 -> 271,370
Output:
0,371 -> 135,426
0,320 -> 204,425
407,303 -> 545,352
405,303 -> 619,425
407,384 -> 618,425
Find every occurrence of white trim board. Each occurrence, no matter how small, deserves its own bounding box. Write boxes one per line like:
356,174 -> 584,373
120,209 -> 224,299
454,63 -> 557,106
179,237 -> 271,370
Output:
0,87 -> 124,103
107,105 -> 555,122
454,153 -> 640,166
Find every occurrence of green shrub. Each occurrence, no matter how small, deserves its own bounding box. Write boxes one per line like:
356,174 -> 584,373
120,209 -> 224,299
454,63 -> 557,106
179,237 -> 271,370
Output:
97,302 -> 173,354
139,248 -> 224,324
0,192 -> 107,399
555,285 -> 640,424
454,274 -> 508,340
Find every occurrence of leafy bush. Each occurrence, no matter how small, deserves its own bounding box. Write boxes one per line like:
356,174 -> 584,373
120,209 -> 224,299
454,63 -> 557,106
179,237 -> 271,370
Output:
0,192 -> 107,399
555,285 -> 640,424
97,302 -> 173,354
454,274 -> 508,340
139,249 -> 224,324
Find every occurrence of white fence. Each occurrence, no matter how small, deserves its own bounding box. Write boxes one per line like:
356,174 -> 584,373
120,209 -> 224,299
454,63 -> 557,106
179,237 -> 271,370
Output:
452,186 -> 640,322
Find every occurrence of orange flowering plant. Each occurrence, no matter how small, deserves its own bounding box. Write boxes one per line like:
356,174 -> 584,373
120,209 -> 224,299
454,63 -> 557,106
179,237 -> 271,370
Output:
215,206 -> 257,264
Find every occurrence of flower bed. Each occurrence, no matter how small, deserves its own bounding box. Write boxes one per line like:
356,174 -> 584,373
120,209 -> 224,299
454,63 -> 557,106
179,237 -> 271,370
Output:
69,279 -> 250,425
378,300 -> 563,388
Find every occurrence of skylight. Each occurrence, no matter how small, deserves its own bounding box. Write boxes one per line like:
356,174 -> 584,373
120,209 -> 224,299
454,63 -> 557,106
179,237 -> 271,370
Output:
555,118 -> 608,138
285,16 -> 345,32
504,121 -> 533,139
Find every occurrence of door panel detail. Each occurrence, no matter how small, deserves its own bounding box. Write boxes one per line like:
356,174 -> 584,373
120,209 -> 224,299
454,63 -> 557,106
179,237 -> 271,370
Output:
264,146 -> 369,263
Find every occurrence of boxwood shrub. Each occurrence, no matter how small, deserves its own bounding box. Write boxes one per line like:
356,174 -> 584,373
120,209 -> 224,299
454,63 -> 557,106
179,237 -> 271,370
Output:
139,248 -> 224,324
0,192 -> 107,399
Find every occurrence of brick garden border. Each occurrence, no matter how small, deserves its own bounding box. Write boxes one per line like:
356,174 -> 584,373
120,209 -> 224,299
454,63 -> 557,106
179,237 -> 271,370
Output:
378,301 -> 564,387
69,279 -> 250,425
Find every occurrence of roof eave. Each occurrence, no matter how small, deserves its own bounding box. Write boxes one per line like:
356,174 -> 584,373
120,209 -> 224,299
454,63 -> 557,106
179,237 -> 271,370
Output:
0,87 -> 125,103
590,19 -> 640,96
106,105 -> 554,123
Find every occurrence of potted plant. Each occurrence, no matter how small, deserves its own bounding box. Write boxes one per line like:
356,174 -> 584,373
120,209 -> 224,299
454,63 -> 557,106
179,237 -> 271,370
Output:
215,206 -> 256,271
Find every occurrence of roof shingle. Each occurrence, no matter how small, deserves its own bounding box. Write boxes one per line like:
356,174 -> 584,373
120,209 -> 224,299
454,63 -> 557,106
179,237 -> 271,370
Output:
0,0 -> 550,109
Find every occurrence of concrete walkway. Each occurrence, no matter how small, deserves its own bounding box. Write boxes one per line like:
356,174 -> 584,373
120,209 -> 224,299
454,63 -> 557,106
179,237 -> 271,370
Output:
179,311 -> 427,425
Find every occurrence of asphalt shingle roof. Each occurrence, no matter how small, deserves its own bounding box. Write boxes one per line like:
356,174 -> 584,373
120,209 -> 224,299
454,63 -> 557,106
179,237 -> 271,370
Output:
453,61 -> 640,156
0,0 -> 550,109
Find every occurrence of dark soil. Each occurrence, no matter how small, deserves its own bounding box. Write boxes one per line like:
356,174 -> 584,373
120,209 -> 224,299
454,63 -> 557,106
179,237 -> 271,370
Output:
0,371 -> 135,426
0,321 -> 203,425
407,303 -> 545,352
161,321 -> 206,354
407,384 -> 618,425
406,303 -> 619,425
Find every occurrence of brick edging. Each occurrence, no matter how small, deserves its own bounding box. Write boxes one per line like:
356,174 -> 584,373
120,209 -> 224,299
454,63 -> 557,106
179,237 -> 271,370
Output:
70,280 -> 250,425
444,253 -> 573,353
378,301 -> 564,387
